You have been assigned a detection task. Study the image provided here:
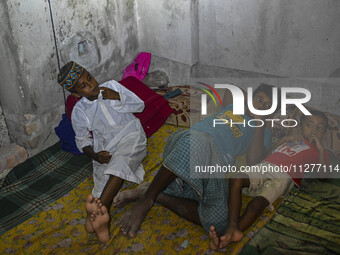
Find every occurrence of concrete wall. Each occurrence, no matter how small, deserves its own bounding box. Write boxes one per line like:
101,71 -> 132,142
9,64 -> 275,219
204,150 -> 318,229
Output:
199,0 -> 340,78
137,0 -> 199,65
136,0 -> 339,114
196,0 -> 340,114
138,0 -> 340,80
0,104 -> 11,147
137,0 -> 199,85
0,0 -> 139,155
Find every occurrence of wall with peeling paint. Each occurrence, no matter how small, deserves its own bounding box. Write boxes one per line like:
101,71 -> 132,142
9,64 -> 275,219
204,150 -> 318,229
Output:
0,0 -> 139,155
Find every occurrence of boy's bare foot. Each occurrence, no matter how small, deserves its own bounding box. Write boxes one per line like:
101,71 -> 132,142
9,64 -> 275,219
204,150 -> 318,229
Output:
113,182 -> 150,208
118,195 -> 153,237
219,224 -> 243,249
85,194 -> 98,233
209,226 -> 220,250
91,205 -> 110,243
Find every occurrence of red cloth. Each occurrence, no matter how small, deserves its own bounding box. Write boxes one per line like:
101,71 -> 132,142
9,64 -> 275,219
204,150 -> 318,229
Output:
66,95 -> 81,120
265,139 -> 329,186
65,77 -> 174,138
119,76 -> 174,137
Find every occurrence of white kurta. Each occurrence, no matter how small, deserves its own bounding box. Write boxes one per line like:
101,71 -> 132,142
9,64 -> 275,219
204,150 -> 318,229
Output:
71,80 -> 147,198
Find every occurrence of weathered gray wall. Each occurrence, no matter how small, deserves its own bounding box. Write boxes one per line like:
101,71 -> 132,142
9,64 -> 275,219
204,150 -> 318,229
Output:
136,0 -> 198,85
0,0 -> 139,155
138,0 -> 340,79
137,0 -> 199,66
196,0 -> 340,114
199,0 -> 340,78
136,0 -> 340,114
0,104 -> 11,147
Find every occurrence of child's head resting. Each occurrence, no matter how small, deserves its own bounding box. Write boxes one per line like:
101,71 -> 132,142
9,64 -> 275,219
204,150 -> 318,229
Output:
300,109 -> 328,141
58,61 -> 100,101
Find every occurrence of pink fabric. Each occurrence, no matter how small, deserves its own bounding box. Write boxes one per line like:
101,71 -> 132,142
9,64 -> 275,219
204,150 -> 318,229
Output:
119,76 -> 174,137
122,52 -> 151,81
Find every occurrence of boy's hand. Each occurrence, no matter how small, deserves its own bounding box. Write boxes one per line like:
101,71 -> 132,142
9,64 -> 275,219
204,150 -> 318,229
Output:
95,151 -> 112,164
310,135 -> 324,153
100,87 -> 120,100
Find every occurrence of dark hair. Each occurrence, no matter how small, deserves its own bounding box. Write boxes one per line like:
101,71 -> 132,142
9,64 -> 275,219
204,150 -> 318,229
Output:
300,109 -> 328,130
254,83 -> 281,111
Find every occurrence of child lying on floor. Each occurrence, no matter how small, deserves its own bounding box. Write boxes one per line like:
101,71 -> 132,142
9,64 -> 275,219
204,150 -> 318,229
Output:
209,109 -> 331,250
57,61 -> 147,242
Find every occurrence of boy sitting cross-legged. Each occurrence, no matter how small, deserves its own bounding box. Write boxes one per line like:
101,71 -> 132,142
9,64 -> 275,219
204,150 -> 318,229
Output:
209,109 -> 331,250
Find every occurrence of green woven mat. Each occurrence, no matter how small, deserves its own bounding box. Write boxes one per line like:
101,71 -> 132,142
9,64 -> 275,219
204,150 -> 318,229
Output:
241,179 -> 340,255
0,143 -> 92,236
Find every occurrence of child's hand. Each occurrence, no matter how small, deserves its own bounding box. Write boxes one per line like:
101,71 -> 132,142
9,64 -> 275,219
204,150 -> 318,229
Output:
95,151 -> 112,164
100,87 -> 120,100
310,135 -> 324,153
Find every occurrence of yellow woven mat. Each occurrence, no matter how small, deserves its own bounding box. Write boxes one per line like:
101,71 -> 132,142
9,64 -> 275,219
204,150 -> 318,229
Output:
0,125 -> 282,254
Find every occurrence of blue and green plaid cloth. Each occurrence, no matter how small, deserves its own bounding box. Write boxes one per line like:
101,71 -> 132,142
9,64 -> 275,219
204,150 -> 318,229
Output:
162,129 -> 230,235
0,143 -> 92,236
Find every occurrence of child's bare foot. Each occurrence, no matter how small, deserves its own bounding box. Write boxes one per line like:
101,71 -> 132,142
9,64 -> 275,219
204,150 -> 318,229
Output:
219,224 -> 243,249
95,199 -> 103,212
209,226 -> 220,250
91,205 -> 110,243
119,195 -> 153,237
85,194 -> 98,233
113,182 -> 150,208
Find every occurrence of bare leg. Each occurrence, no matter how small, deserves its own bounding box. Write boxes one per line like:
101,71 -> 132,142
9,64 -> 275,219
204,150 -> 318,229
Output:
119,166 -> 177,237
114,180 -> 201,224
99,175 -> 124,209
218,175 -> 249,248
156,193 -> 201,225
113,182 -> 150,208
238,196 -> 269,231
216,174 -> 269,249
90,175 -> 123,242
